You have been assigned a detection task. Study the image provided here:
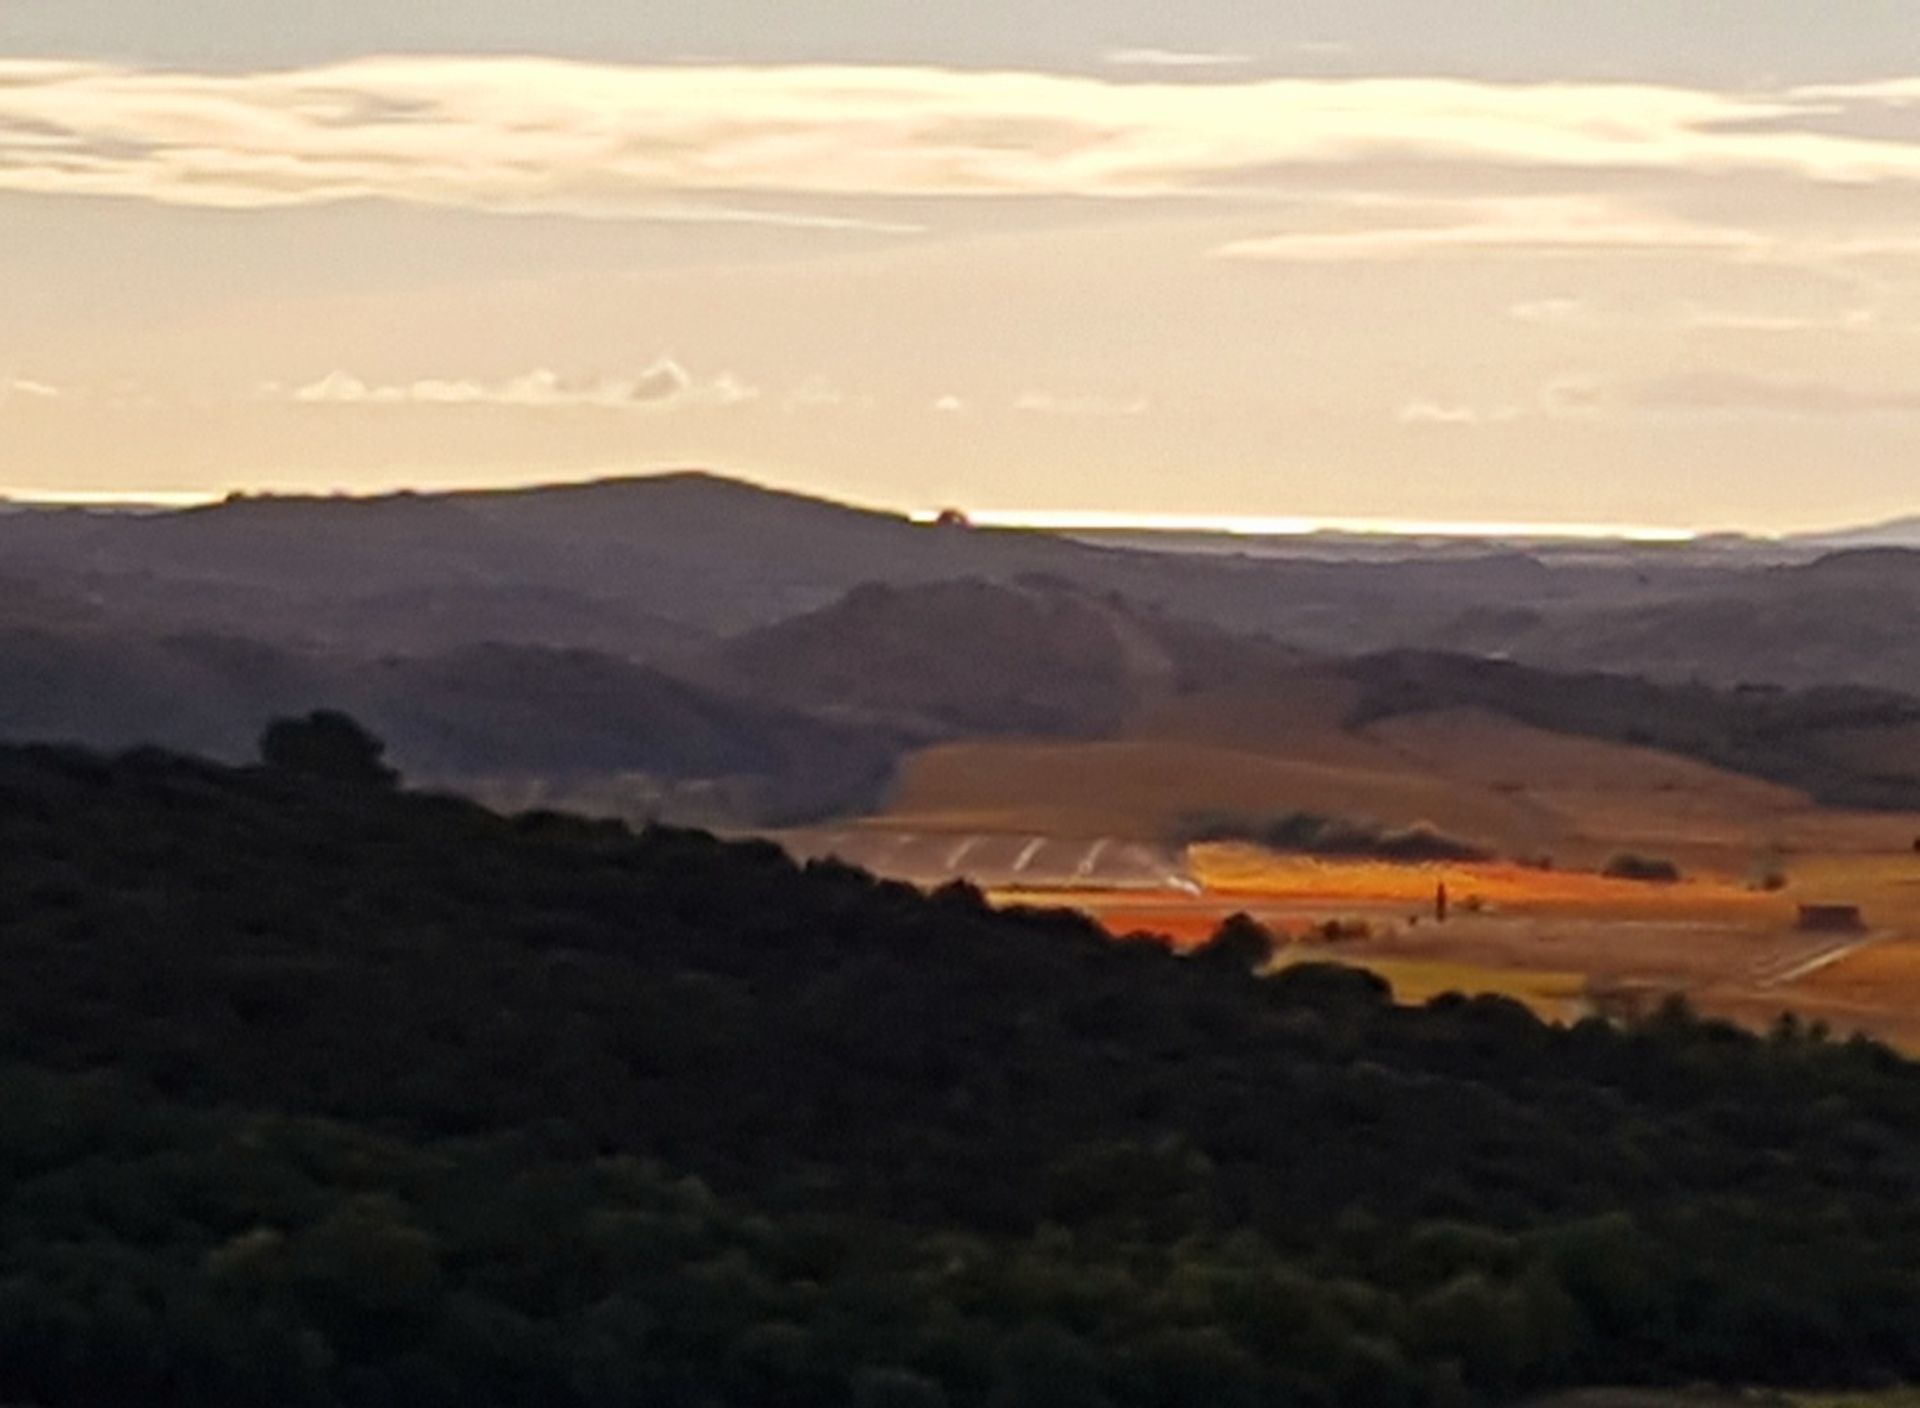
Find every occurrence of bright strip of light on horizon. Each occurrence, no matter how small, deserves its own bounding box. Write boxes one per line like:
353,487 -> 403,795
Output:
929,508 -> 1701,543
0,487 -> 225,507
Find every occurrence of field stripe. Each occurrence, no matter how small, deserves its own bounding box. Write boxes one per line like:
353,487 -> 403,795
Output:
943,836 -> 983,871
1073,838 -> 1111,881
1756,933 -> 1886,990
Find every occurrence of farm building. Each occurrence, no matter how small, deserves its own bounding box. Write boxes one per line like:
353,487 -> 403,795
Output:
1795,903 -> 1867,934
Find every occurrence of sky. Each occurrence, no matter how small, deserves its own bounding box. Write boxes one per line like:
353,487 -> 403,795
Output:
7,4 -> 1920,531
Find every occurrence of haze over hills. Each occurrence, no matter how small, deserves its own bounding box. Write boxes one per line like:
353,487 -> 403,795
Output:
0,625 -> 891,825
693,576 -> 1309,743
3,469 -> 1906,651
1792,515 -> 1920,550
1436,550 -> 1920,695
2,470 -> 1920,831
0,474 -> 1121,651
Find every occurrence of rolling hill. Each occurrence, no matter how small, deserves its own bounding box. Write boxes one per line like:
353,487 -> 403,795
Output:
1434,550 -> 1920,695
6,473 -> 1920,849
695,576 -> 1306,741
0,626 -> 891,825
0,474 -> 1124,651
0,471 -> 1822,664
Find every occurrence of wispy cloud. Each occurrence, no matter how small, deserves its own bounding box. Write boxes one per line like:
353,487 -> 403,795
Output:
1217,197 -> 1771,262
12,58 -> 1920,221
2,377 -> 61,399
284,363 -> 757,409
1102,49 -> 1253,70
1678,305 -> 1876,332
781,377 -> 874,411
1014,391 -> 1150,417
1541,376 -> 1605,416
1508,297 -> 1589,324
1395,400 -> 1522,426
1394,378 -> 1603,425
1507,298 -> 1879,332
1639,371 -> 1920,417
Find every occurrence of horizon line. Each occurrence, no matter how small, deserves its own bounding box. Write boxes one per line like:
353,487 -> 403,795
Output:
927,508 -> 1705,544
0,479 -> 1890,544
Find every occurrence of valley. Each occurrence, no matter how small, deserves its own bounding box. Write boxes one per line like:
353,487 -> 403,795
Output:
9,473 -> 1920,1050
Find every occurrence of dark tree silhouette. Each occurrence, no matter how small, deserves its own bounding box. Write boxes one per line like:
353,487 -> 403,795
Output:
1191,911 -> 1276,973
0,739 -> 1917,1408
259,710 -> 399,787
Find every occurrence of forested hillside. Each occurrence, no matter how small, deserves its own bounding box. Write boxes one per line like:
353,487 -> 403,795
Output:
0,630 -> 894,824
1345,650 -> 1920,809
0,741 -> 1918,1405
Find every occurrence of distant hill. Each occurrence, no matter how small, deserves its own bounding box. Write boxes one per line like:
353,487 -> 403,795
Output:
0,626 -> 890,825
1791,515 -> 1920,549
1340,649 -> 1920,810
0,472 -> 1744,659
1447,549 -> 1920,695
0,473 -> 1122,650
695,576 -> 1307,741
8,471 -> 1920,831
693,573 -> 1920,821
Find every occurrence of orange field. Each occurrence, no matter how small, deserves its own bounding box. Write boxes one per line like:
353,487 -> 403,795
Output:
1188,845 -> 1778,920
1011,844 -> 1920,1051
853,693 -> 1920,1050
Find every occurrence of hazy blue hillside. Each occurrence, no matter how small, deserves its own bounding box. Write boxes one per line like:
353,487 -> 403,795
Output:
695,577 -> 1307,741
0,626 -> 892,824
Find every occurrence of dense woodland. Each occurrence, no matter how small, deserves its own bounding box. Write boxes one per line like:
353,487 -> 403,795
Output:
2,737 -> 1920,1406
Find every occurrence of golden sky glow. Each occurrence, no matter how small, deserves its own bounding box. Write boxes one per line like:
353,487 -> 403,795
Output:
7,11 -> 1920,531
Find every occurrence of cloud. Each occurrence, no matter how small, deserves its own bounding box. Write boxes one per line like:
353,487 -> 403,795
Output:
1014,391 -> 1150,416
932,394 -> 966,413
1638,371 -> 1920,417
286,362 -> 756,409
1508,297 -> 1588,324
1102,49 -> 1253,70
1217,196 -> 1771,262
13,57 -> 1920,221
2,377 -> 61,399
1541,376 -> 1605,415
1396,401 -> 1482,425
1678,305 -> 1876,332
782,377 -> 872,411
1395,400 -> 1522,426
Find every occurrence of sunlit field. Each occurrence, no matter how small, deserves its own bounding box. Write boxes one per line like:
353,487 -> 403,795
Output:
1006,834 -> 1920,1051
1188,845 -> 1776,918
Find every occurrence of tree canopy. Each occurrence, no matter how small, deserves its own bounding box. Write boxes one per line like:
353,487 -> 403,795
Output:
0,739 -> 1916,1406
258,709 -> 399,787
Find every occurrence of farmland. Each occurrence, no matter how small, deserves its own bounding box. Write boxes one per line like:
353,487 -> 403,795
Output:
775,697 -> 1920,1049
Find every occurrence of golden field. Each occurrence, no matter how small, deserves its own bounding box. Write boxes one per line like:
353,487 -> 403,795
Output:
883,696 -> 1914,876
867,694 -> 1920,1049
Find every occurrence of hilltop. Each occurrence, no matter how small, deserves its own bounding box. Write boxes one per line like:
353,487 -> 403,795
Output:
1456,550 -> 1920,695
0,473 -> 1117,648
694,575 -> 1305,741
5,473 -> 1920,839
9,472 -> 1919,696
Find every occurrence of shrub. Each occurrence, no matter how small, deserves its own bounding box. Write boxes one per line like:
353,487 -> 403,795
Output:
259,711 -> 399,788
1177,811 -> 1490,863
1601,853 -> 1682,884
